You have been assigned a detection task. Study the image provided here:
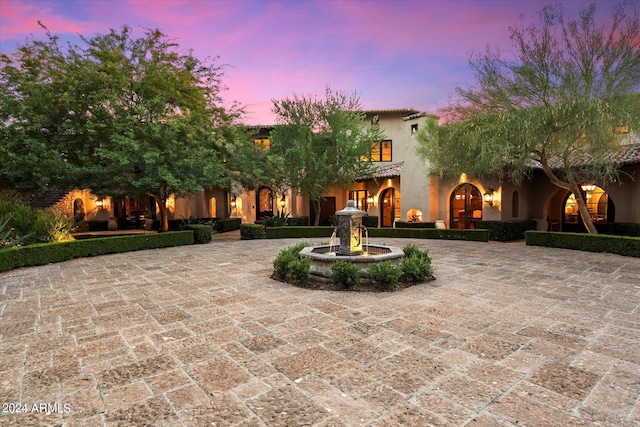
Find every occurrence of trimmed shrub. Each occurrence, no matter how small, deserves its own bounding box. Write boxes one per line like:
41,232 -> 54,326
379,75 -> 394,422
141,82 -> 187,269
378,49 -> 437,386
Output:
265,226 -> 336,239
216,217 -> 242,233
476,220 -> 537,241
241,224 -> 266,240
368,227 -> 489,242
400,255 -> 433,282
331,260 -> 361,289
288,216 -> 310,226
368,261 -> 402,290
288,257 -> 311,283
0,231 -> 195,272
607,222 -> 640,237
362,215 -> 379,228
272,242 -> 307,278
185,224 -> 212,244
525,231 -> 640,257
395,221 -> 436,229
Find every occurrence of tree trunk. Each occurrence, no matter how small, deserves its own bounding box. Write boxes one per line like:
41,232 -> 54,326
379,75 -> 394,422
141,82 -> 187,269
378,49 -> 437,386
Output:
153,195 -> 169,232
312,198 -> 321,227
570,182 -> 598,234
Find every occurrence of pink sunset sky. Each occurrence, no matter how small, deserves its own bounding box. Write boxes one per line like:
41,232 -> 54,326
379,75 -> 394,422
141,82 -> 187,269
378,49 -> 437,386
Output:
0,0 -> 612,125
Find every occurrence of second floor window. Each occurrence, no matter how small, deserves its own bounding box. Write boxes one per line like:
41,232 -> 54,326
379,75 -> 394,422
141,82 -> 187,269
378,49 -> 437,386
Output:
254,138 -> 270,150
369,140 -> 392,162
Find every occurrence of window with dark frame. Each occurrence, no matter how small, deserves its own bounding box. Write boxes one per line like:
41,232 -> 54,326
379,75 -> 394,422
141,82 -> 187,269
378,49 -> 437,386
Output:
368,140 -> 392,162
254,138 -> 270,150
348,190 -> 369,211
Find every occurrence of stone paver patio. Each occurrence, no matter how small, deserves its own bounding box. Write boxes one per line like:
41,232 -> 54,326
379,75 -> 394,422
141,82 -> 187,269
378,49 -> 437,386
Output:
1,235 -> 639,426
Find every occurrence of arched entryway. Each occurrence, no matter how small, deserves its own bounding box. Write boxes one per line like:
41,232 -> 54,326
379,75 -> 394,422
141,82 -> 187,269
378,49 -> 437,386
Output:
450,183 -> 482,229
380,188 -> 399,227
562,186 -> 615,232
256,186 -> 273,219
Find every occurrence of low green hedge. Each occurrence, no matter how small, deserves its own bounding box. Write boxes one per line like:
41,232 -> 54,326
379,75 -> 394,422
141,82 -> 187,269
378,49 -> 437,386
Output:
0,231 -> 195,273
265,226 -> 336,239
216,217 -> 242,233
362,216 -> 378,228
602,222 -> 640,237
525,231 -> 640,257
368,228 -> 489,241
476,220 -> 537,241
254,226 -> 488,242
395,221 -> 437,229
241,224 -> 266,240
185,224 -> 212,244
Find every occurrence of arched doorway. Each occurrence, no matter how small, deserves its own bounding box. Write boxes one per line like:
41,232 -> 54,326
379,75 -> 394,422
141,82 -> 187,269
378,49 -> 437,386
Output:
450,183 -> 482,229
380,188 -> 398,227
73,198 -> 85,222
562,186 -> 614,232
256,186 -> 273,219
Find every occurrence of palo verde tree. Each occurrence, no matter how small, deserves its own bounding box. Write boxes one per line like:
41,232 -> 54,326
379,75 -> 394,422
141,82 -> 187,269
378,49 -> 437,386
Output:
269,87 -> 385,225
0,24 -> 237,231
416,2 -> 640,233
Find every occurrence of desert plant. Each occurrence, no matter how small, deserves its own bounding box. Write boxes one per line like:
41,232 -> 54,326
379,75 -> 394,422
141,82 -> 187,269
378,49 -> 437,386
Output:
368,261 -> 402,290
0,217 -> 31,248
288,257 -> 311,283
30,207 -> 75,243
330,260 -> 361,289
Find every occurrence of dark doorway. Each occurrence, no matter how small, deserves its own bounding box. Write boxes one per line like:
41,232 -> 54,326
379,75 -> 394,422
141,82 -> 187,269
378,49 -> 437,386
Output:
380,188 -> 396,227
450,183 -> 482,229
310,197 -> 336,226
256,186 -> 273,219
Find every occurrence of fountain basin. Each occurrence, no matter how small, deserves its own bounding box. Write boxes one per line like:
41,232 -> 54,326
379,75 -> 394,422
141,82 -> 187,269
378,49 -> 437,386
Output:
299,244 -> 405,282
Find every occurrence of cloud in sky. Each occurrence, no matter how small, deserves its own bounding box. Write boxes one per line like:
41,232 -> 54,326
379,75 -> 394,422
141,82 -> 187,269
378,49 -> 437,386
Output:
0,0 -> 611,124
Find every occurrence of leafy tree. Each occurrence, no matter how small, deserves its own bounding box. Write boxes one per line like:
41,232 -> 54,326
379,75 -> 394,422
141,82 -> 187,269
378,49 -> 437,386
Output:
416,2 -> 640,233
1,24 -> 238,231
269,87 -> 385,225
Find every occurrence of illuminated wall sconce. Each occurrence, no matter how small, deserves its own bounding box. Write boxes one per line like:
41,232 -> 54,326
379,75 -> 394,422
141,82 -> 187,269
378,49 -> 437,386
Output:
230,196 -> 237,209
366,195 -> 375,207
95,198 -> 104,208
483,189 -> 495,206
580,183 -> 596,193
279,195 -> 286,210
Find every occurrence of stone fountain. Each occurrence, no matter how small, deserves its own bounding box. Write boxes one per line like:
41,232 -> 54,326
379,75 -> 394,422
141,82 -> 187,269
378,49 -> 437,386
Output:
298,200 -> 405,282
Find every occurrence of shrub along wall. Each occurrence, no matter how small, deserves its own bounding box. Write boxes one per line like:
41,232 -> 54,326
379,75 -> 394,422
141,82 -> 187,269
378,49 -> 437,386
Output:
0,231 -> 194,273
216,217 -> 242,233
525,231 -> 640,257
476,220 -> 537,241
395,221 -> 437,229
185,224 -> 212,244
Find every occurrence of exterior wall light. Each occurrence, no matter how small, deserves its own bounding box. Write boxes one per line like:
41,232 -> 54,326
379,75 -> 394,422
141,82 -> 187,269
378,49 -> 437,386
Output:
95,198 -> 104,208
483,189 -> 494,206
366,195 -> 375,207
279,195 -> 286,210
230,196 -> 237,209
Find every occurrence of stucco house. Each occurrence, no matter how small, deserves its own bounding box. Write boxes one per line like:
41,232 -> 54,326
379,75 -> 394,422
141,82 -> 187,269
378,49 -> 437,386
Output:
32,109 -> 640,233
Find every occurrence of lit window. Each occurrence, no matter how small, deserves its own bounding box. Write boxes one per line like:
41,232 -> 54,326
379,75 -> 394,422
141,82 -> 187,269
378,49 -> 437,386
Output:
615,124 -> 629,134
254,138 -> 270,150
368,140 -> 392,162
348,190 -> 369,211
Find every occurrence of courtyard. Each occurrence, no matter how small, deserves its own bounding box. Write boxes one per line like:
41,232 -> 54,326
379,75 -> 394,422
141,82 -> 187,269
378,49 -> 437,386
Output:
1,235 -> 639,426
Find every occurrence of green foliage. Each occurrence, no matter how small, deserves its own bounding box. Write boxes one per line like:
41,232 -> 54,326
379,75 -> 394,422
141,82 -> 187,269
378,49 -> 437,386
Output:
361,216 -> 378,228
269,87 -> 386,225
0,25 -> 244,231
606,222 -> 640,237
476,220 -> 537,241
0,231 -> 194,273
272,242 -> 307,278
29,207 -> 75,244
216,218 -> 242,233
288,216 -> 310,226
330,260 -> 361,289
288,257 -> 311,283
185,224 -> 212,244
525,231 -> 640,257
416,2 -> 640,234
369,227 -> 489,242
395,221 -> 436,229
240,224 -> 266,240
400,245 -> 433,282
265,226 -> 336,239
262,210 -> 290,227
368,261 -> 402,290
0,217 -> 31,248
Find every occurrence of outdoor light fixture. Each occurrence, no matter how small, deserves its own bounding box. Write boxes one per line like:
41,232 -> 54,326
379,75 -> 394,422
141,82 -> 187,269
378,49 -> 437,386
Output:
279,195 -> 286,209
581,184 -> 596,193
366,195 -> 375,207
483,189 -> 494,206
230,196 -> 237,209
95,199 -> 104,208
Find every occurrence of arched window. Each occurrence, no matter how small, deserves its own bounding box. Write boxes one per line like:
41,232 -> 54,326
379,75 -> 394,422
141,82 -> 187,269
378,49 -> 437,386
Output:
449,183 -> 482,229
512,191 -> 519,218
